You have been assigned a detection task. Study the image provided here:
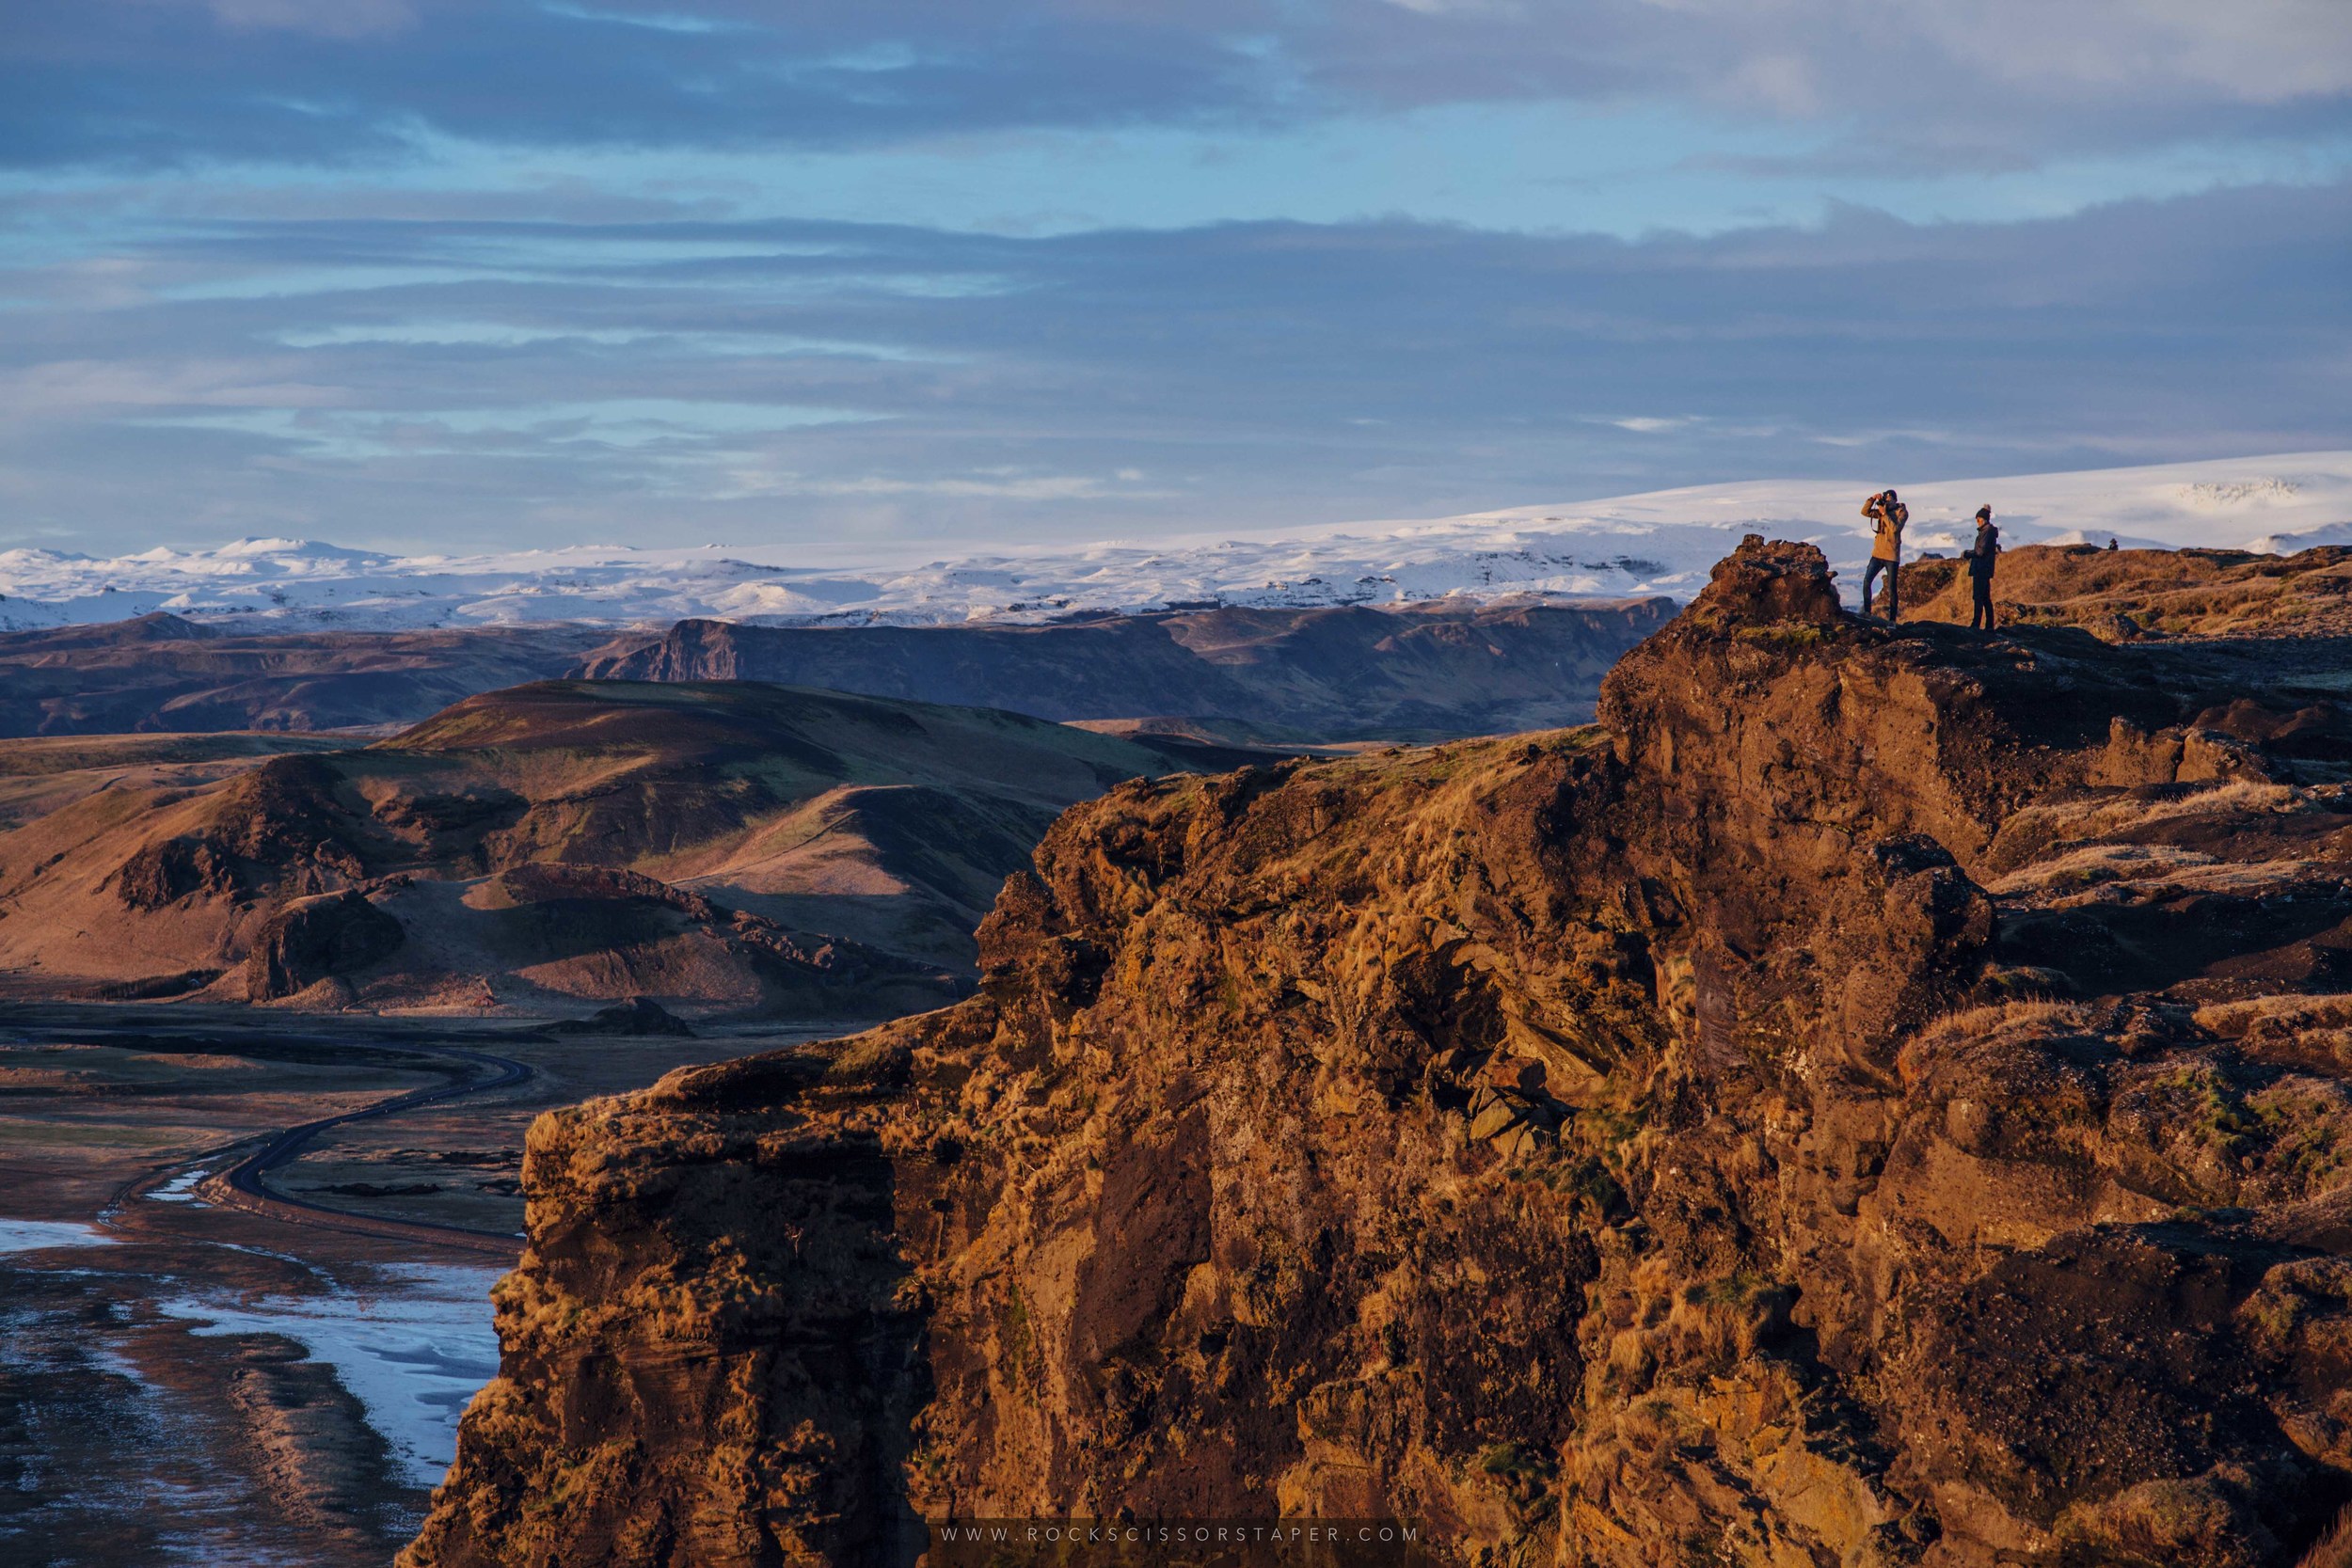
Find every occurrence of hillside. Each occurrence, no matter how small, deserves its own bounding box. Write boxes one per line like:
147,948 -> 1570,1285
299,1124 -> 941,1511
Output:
1903,542 -> 2352,647
575,597 -> 1675,739
0,682 -> 1223,1015
410,538 -> 2352,1567
0,615 -> 604,736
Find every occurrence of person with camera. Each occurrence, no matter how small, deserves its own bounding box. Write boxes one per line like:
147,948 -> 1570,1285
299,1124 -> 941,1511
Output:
1860,488 -> 1908,620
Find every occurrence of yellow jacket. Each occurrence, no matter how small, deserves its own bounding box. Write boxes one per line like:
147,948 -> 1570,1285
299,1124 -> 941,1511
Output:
1867,499 -> 1908,562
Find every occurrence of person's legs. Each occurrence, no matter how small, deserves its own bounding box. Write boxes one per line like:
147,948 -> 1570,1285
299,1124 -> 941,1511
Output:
1970,581 -> 1993,628
1885,561 -> 1900,622
1862,558 -> 1886,616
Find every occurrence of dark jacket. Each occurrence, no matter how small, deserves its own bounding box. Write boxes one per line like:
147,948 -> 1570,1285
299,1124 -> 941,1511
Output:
1966,523 -> 1999,580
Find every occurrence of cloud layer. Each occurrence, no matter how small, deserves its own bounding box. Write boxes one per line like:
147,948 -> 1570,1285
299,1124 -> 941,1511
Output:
11,2 -> 2349,170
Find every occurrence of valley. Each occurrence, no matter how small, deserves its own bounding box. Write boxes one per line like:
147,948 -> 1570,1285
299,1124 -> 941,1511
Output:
0,1004 -> 854,1567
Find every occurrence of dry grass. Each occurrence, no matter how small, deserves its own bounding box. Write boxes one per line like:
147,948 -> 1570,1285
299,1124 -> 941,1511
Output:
2300,1503 -> 2352,1568
1899,1001 -> 2094,1076
1901,545 -> 2352,640
1985,842 -> 2217,897
2195,993 -> 2352,1042
1996,780 -> 2305,850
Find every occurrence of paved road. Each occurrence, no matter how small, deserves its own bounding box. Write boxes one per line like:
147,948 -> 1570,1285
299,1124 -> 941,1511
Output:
217,1043 -> 534,1244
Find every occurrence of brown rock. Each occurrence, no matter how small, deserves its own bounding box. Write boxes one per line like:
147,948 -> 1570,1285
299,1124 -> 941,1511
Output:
241,890 -> 404,1001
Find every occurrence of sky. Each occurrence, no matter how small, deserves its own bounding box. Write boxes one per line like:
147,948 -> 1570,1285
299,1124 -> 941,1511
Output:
2,1 -> 2348,556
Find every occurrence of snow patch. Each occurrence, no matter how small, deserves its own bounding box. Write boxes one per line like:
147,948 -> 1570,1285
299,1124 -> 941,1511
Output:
0,1218 -> 118,1255
147,1167 -> 212,1205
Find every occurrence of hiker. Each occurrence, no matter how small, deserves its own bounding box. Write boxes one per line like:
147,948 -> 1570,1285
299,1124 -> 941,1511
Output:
1964,505 -> 2000,629
1860,488 -> 1908,619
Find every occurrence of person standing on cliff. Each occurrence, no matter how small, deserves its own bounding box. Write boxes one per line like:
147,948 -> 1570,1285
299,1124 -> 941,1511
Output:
1964,505 -> 2000,629
1860,489 -> 1907,619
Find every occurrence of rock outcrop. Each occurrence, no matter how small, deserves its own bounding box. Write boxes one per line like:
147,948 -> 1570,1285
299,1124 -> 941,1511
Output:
241,890 -> 405,1001
407,539 -> 2352,1567
546,996 -> 697,1037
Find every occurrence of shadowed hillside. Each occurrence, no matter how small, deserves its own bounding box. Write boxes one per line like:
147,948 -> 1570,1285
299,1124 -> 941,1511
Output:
0,597 -> 1673,746
0,615 -> 606,736
410,539 -> 2352,1568
575,596 -> 1677,740
0,681 -> 1232,1017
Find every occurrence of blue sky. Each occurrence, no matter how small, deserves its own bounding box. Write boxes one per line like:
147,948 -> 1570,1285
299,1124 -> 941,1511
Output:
2,0 -> 2347,555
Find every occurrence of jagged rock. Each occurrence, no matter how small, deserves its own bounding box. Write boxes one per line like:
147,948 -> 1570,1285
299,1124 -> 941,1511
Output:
241,891 -> 404,1002
1686,532 -> 1848,628
115,834 -> 238,909
405,539 -> 2352,1568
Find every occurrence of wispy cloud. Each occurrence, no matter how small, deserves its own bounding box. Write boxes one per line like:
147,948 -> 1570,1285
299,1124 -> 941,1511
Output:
0,181 -> 2343,552
8,1 -> 2347,173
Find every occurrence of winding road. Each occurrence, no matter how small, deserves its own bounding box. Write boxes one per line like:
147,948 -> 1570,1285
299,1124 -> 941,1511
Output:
217,1043 -> 534,1246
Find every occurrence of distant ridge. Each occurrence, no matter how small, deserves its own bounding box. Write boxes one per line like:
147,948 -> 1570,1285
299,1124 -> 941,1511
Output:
573,598 -> 1677,740
1,451 -> 2344,632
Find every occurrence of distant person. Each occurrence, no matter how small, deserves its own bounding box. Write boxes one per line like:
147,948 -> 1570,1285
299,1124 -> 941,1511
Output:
1861,488 -> 1908,619
2108,537 -> 2120,551
1964,506 -> 2000,629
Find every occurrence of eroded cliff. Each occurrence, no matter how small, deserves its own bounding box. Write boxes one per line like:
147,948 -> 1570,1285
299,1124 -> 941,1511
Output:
407,539 -> 2352,1567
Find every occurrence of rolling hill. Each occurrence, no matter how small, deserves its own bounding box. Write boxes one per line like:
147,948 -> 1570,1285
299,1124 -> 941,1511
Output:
0,681 -> 1227,1017
0,616 -> 604,736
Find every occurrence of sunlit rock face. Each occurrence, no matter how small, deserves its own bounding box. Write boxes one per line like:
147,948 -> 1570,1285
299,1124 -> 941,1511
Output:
408,539 -> 2352,1568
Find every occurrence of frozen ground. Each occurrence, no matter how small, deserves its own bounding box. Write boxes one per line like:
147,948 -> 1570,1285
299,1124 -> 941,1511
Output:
2,451 -> 2346,633
160,1261 -> 505,1487
0,1218 -> 117,1254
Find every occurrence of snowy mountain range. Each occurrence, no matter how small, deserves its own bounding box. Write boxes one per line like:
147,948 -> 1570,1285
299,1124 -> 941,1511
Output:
4,451 -> 2346,633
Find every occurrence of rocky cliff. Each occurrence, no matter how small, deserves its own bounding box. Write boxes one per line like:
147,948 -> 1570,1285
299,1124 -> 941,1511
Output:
407,538 -> 2352,1567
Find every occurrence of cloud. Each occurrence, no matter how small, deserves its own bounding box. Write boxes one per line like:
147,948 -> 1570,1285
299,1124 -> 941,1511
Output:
3,0 -> 2344,175
197,0 -> 418,38
0,179 -> 2343,553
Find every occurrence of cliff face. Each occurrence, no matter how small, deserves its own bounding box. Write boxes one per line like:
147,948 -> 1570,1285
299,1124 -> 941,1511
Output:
408,540 -> 2352,1567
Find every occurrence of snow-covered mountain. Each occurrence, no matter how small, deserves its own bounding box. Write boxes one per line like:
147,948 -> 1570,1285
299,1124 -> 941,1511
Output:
4,451 -> 2346,633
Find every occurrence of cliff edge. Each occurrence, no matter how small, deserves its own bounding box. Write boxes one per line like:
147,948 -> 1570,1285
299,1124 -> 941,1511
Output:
407,538 -> 2352,1568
